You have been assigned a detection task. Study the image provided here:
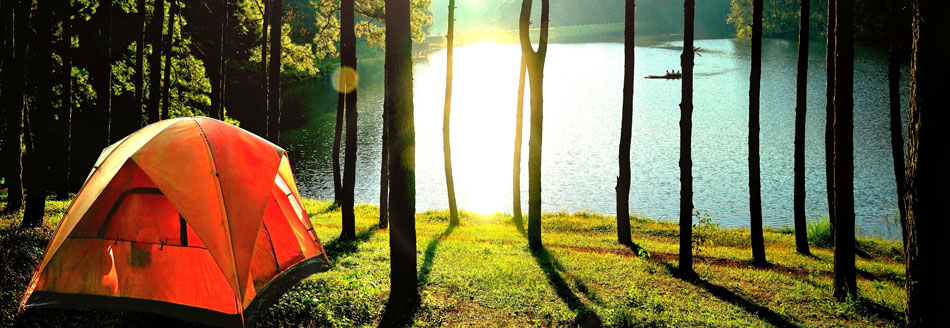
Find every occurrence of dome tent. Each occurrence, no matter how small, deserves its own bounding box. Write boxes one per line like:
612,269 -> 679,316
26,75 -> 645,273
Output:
19,117 -> 330,327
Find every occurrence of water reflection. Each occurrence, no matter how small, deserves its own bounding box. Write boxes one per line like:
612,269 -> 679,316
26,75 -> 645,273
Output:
284,39 -> 908,239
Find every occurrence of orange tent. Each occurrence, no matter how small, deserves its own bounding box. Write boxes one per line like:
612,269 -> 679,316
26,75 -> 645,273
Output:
19,117 -> 330,327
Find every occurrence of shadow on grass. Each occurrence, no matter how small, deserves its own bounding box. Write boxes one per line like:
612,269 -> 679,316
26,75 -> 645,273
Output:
322,223 -> 382,263
655,260 -> 799,328
377,294 -> 419,328
530,246 -> 603,327
418,223 -> 457,288
511,215 -> 526,237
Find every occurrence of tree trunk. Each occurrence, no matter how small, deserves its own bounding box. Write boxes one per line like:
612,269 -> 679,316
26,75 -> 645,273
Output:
22,0 -> 56,228
267,0 -> 281,142
147,0 -> 165,124
161,0 -> 178,120
332,92 -> 343,205
512,56 -> 526,223
749,0 -> 767,266
379,85 -> 390,228
339,0 -> 358,241
1,0 -> 27,213
824,0 -> 836,238
443,0 -> 459,226
209,1 -> 222,120
385,0 -> 418,312
679,0 -> 696,277
519,0 -> 549,251
134,0 -> 145,127
99,0 -> 113,144
794,0 -> 811,255
887,0 -> 907,247
261,0 -> 269,136
832,0 -> 857,300
903,1 -> 950,326
616,0 -> 635,246
54,3 -> 73,200
220,0 -> 228,119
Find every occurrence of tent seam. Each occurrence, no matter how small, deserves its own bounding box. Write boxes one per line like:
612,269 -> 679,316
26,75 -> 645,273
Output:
190,118 -> 244,318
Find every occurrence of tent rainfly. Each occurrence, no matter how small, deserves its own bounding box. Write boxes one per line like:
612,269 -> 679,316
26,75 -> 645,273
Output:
19,117 -> 330,327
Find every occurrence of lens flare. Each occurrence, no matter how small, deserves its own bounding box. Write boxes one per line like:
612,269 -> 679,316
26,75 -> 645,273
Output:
331,65 -> 359,94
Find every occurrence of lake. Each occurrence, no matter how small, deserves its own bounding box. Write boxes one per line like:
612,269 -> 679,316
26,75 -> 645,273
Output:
283,38 -> 908,240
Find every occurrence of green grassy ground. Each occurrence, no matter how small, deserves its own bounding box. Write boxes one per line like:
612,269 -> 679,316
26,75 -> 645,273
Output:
2,195 -> 905,327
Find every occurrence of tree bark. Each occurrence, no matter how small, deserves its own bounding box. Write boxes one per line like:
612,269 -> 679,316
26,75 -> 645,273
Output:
443,0 -> 459,226
519,0 -> 549,251
333,93 -> 344,206
267,0 -> 281,142
385,0 -> 418,312
379,84 -> 390,228
679,0 -> 696,277
616,0 -> 635,246
261,0 -> 269,136
98,0 -> 113,144
339,0 -> 358,241
1,0 -> 27,213
22,0 -> 56,228
903,1 -> 950,326
134,0 -> 145,127
886,0 -> 907,247
512,56 -> 526,224
161,0 -> 178,120
147,0 -> 165,124
794,0 -> 811,255
832,0 -> 857,300
54,3 -> 73,200
749,0 -> 767,266
824,0 -> 836,238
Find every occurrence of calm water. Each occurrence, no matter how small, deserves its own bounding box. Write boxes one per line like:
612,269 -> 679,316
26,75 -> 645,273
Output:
284,39 -> 908,240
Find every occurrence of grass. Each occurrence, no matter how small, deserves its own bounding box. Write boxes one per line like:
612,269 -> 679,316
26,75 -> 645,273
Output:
1,195 -> 906,327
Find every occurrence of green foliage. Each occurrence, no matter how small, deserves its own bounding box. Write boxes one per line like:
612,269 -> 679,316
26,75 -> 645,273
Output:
692,211 -> 719,256
807,215 -> 832,248
727,0 -> 896,45
727,0 -> 828,40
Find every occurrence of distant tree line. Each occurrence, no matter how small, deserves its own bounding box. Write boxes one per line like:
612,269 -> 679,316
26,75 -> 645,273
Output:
727,0 -> 905,46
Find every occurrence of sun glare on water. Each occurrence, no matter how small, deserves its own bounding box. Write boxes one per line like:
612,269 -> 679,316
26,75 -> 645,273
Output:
414,42 -> 527,215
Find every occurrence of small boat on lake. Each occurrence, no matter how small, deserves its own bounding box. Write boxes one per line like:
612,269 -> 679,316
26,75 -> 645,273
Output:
645,71 -> 682,79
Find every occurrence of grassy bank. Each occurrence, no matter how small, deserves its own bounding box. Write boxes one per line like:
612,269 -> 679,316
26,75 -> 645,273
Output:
2,195 -> 905,327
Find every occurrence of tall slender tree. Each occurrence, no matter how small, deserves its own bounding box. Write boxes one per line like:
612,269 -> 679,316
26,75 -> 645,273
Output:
749,0 -> 767,265
824,0 -> 836,238
209,0 -> 223,120
147,0 -> 165,124
519,0 -> 550,250
134,0 -> 146,127
339,0 -> 358,241
512,56 -> 526,224
261,0 -> 269,136
161,0 -> 179,120
22,0 -> 56,228
832,0 -> 857,300
616,0 -> 635,246
903,2 -> 950,325
98,0 -> 113,144
54,1 -> 73,200
1,0 -> 27,213
379,87 -> 390,228
267,0 -> 281,142
332,91 -> 344,205
679,0 -> 696,277
793,0 -> 811,255
442,0 -> 460,226
886,0 -> 907,246
385,0 -> 418,312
